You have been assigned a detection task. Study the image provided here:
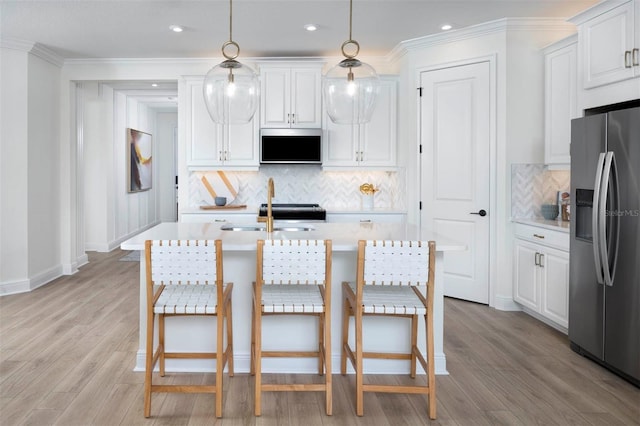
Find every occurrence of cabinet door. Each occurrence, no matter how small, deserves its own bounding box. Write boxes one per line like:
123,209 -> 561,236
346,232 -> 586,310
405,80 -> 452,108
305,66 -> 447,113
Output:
544,42 -> 577,165
261,68 -> 290,128
290,68 -> 322,128
186,78 -> 224,167
360,78 -> 397,166
326,213 -> 406,223
581,0 -> 636,88
224,117 -> 259,166
323,121 -> 359,166
540,247 -> 570,328
514,240 -> 540,311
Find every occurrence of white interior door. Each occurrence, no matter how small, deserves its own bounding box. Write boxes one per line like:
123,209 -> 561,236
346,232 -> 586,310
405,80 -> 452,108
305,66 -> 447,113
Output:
419,61 -> 491,304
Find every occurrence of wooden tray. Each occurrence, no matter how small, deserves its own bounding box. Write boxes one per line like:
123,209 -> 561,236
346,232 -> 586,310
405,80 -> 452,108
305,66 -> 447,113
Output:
199,204 -> 248,210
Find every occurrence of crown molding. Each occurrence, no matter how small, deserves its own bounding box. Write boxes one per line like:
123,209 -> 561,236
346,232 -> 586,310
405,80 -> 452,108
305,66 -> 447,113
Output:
0,38 -> 64,67
569,0 -> 628,25
386,18 -> 575,63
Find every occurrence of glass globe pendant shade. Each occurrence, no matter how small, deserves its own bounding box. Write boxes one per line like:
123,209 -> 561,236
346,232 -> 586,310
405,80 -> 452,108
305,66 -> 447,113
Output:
324,58 -> 379,124
203,59 -> 259,125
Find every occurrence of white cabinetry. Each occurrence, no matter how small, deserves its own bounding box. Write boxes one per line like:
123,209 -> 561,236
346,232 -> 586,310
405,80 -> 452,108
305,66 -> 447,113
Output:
184,77 -> 258,170
323,77 -> 397,169
326,212 -> 406,223
544,36 -> 577,166
259,63 -> 323,128
571,0 -> 640,89
513,223 -> 570,332
180,212 -> 257,223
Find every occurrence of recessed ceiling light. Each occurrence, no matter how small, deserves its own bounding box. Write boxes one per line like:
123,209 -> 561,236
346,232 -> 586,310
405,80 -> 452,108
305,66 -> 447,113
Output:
151,83 -> 158,87
441,24 -> 452,31
169,25 -> 184,33
304,24 -> 318,32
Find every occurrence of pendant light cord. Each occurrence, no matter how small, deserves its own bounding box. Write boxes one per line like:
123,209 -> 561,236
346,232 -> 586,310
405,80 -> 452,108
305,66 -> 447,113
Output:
229,0 -> 233,42
348,0 -> 353,41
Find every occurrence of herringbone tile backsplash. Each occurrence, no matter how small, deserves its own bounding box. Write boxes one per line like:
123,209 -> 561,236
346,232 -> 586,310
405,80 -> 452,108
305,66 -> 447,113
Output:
511,164 -> 570,219
189,166 -> 406,210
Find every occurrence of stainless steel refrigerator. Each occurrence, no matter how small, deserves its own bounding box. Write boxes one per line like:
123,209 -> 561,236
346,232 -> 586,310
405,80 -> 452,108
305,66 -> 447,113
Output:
570,105 -> 640,386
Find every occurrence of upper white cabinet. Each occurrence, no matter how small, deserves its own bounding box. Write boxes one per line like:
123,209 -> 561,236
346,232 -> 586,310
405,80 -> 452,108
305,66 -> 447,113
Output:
544,35 -> 577,166
184,77 -> 259,170
571,0 -> 640,89
323,77 -> 397,169
259,62 -> 323,128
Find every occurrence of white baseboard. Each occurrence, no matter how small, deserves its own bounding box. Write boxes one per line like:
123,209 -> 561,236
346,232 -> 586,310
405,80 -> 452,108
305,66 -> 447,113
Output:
492,295 -> 521,311
0,264 -> 63,296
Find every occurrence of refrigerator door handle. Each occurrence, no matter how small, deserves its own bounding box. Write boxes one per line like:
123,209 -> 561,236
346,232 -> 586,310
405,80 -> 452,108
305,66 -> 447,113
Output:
599,151 -> 619,287
592,152 -> 606,285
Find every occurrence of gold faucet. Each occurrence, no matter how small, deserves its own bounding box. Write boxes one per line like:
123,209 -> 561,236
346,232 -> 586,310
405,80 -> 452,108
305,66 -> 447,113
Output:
266,177 -> 275,232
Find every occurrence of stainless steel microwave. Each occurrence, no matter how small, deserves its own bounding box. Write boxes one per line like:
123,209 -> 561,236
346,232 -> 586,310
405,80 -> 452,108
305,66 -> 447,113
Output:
260,128 -> 322,164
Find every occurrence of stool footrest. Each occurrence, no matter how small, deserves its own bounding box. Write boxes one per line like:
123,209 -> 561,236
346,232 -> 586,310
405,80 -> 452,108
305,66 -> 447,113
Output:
261,350 -> 320,358
151,385 -> 217,393
164,352 -> 217,359
363,384 -> 430,395
262,384 -> 327,392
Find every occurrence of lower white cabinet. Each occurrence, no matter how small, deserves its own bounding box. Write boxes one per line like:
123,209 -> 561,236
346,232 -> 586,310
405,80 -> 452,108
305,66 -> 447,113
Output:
513,223 -> 570,332
326,212 -> 406,223
180,213 -> 257,223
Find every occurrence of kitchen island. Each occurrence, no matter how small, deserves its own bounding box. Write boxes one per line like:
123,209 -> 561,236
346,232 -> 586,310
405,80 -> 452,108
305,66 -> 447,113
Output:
121,221 -> 465,375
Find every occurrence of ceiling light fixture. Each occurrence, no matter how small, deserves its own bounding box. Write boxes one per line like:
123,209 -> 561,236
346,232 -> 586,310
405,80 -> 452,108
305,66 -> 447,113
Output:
202,0 -> 259,124
304,24 -> 318,32
151,83 -> 158,87
169,25 -> 183,33
323,0 -> 379,124
441,24 -> 452,31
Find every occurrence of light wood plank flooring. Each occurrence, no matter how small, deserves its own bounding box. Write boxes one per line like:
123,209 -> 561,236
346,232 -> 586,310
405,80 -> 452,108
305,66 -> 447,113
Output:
1,249 -> 638,425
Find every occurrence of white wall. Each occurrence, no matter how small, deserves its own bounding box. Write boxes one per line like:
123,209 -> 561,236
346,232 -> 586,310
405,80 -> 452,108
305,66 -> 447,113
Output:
393,19 -> 575,309
84,84 -> 168,252
1,45 -> 62,295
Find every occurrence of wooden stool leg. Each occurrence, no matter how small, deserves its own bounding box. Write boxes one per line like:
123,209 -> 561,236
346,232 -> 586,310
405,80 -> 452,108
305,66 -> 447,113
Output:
318,313 -> 324,375
226,298 -> 234,376
324,309 -> 332,415
250,288 -> 256,376
410,314 -> 418,378
355,308 -> 364,416
254,306 -> 262,416
144,311 -> 155,418
159,314 -> 165,377
341,295 -> 350,375
425,313 -> 436,419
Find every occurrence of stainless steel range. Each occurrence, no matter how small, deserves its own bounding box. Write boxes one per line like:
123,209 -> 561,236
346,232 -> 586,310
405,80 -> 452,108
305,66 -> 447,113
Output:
258,203 -> 326,222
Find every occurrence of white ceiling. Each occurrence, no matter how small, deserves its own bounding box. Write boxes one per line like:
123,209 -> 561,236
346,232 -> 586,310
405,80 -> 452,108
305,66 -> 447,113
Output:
2,0 -> 599,60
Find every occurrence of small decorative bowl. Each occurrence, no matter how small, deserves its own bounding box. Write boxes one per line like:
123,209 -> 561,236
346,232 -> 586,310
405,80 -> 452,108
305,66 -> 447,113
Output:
214,197 -> 227,206
541,204 -> 559,220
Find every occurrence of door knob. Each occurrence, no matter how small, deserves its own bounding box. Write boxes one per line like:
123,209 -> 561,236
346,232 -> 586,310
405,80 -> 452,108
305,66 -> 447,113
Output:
470,209 -> 487,217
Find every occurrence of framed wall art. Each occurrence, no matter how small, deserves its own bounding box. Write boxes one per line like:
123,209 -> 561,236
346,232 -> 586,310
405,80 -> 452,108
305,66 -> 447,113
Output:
127,128 -> 152,193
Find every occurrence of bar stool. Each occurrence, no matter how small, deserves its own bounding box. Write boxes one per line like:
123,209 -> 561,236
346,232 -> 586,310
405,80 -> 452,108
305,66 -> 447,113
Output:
143,239 -> 233,418
341,240 -> 436,419
251,239 -> 332,416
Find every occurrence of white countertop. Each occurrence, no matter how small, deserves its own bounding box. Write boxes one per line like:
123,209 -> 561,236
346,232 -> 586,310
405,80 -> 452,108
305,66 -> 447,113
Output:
121,222 -> 466,252
512,218 -> 570,233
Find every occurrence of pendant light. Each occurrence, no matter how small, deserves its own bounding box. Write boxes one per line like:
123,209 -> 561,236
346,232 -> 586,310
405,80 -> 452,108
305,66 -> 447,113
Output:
323,0 -> 379,125
203,0 -> 259,124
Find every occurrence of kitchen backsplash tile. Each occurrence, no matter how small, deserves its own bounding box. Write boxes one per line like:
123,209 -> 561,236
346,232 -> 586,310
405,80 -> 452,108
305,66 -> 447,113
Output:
511,164 -> 570,219
189,166 -> 406,210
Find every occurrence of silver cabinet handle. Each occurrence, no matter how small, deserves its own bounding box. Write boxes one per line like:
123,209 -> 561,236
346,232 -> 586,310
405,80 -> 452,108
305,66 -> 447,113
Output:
625,51 -> 632,68
633,48 -> 639,66
539,253 -> 545,268
533,233 -> 545,239
219,150 -> 223,161
535,252 -> 540,266
291,113 -> 295,124
214,219 -> 227,222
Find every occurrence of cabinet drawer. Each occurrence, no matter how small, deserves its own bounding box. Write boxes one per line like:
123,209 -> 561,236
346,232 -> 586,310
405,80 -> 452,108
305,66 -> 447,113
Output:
514,223 -> 569,251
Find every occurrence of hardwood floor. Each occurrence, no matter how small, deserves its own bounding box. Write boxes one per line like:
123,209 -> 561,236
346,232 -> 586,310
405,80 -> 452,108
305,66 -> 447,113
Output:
1,249 -> 638,425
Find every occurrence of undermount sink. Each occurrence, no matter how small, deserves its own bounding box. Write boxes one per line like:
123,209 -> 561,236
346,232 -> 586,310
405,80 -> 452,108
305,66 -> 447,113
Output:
220,223 -> 315,232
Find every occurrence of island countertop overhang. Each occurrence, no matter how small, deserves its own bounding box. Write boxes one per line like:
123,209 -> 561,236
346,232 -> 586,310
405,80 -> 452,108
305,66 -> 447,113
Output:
121,221 -> 466,252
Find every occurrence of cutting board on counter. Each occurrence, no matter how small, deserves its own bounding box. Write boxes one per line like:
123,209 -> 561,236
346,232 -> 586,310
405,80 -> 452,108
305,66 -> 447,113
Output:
198,171 -> 240,205
199,205 -> 247,210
